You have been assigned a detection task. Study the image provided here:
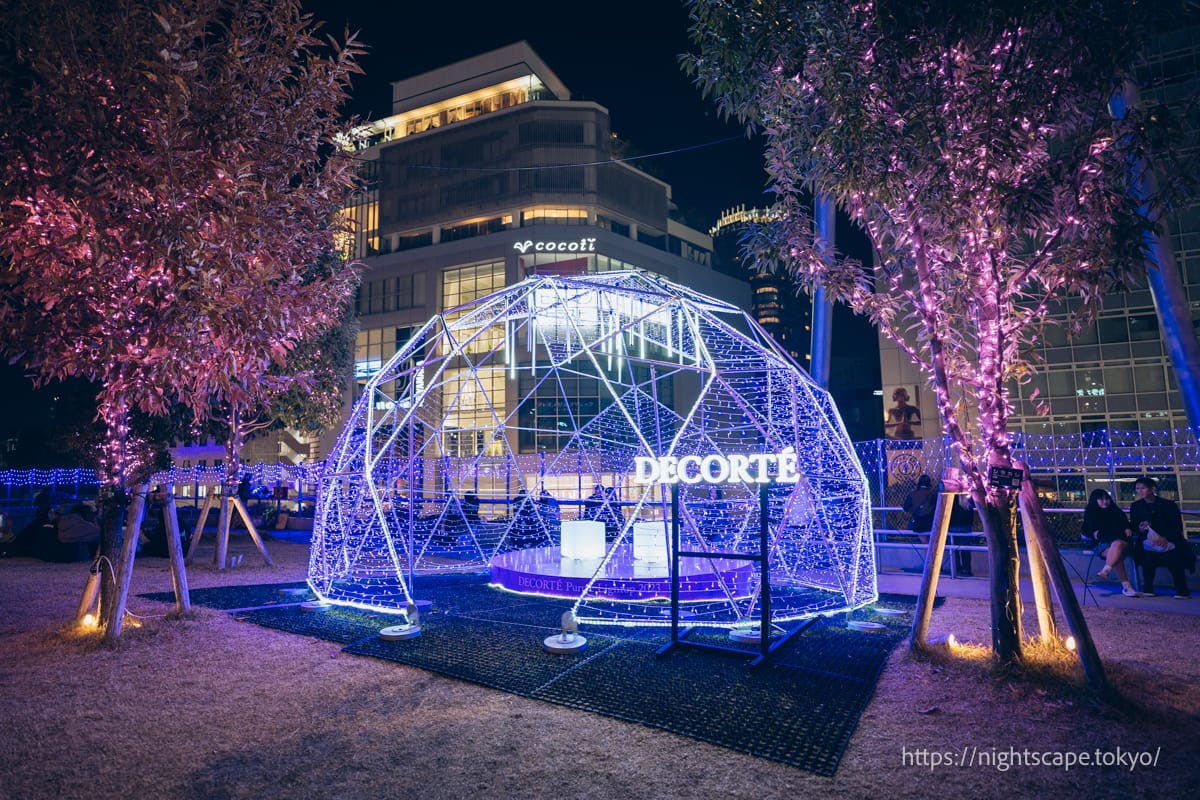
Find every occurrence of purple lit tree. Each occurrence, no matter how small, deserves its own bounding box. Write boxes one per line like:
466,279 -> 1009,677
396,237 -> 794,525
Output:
685,0 -> 1190,664
0,0 -> 363,639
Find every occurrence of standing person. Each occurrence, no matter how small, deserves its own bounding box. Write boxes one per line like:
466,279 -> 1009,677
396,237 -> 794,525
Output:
583,484 -> 605,522
461,492 -> 481,527
947,493 -> 977,577
902,474 -> 936,542
1128,476 -> 1193,598
1082,488 -> 1141,597
885,387 -> 922,439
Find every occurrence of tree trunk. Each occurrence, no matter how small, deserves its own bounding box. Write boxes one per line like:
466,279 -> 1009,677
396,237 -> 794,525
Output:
95,486 -> 127,632
980,491 -> 1023,664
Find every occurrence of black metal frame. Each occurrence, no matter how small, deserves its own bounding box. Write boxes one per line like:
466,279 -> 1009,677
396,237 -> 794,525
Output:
655,483 -> 815,667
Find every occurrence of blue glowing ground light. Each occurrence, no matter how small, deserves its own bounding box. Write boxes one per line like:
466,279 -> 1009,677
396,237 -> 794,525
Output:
309,272 -> 875,626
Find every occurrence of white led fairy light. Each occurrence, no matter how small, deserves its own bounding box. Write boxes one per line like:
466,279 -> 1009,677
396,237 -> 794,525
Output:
308,272 -> 875,625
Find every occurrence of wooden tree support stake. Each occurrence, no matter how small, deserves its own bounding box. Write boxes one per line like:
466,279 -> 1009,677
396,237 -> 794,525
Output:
231,496 -> 272,566
186,491 -> 217,563
1020,495 -> 1057,642
1017,466 -> 1107,692
910,491 -> 955,650
163,483 -> 191,613
101,483 -> 149,643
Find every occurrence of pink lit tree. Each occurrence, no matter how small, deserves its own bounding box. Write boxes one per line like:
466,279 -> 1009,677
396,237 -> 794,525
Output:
685,0 -> 1189,664
0,0 -> 363,639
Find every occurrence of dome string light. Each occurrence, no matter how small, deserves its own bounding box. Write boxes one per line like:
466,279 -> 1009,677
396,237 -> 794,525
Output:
308,272 -> 876,628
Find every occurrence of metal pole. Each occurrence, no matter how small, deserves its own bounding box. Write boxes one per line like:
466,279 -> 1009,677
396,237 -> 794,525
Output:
810,195 -> 836,388
759,483 -> 771,660
670,484 -> 680,644
1112,84 -> 1200,430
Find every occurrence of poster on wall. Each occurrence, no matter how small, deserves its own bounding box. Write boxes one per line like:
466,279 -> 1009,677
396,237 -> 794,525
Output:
884,385 -> 923,440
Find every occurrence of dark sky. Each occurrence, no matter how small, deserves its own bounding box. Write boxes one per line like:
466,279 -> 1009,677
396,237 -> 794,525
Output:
301,0 -> 771,225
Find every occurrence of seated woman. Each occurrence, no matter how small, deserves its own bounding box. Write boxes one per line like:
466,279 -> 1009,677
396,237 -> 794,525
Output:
1082,488 -> 1142,597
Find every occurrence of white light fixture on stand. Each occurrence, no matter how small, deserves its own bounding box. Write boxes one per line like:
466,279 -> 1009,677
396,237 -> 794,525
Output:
544,610 -> 587,653
379,600 -> 422,641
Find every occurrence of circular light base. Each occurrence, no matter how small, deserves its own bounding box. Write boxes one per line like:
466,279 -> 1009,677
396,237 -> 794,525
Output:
543,634 -> 587,654
300,601 -> 332,613
379,624 -> 421,641
412,599 -> 433,615
847,620 -> 887,632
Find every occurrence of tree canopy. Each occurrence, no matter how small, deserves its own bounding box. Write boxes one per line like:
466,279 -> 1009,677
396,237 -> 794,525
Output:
684,0 -> 1192,662
0,0 -> 364,483
685,0 -> 1187,487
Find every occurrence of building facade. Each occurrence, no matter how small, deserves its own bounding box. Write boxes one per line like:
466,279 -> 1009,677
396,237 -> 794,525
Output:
334,42 -> 750,460
710,205 -> 812,368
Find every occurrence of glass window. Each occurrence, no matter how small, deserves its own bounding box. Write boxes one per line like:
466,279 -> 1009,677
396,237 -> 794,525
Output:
440,367 -> 506,457
1043,324 -> 1069,348
1133,365 -> 1166,391
1138,393 -> 1168,413
1103,366 -> 1133,393
1071,324 -> 1098,345
1128,314 -> 1160,341
1101,343 -> 1130,361
1047,370 -> 1076,397
443,261 -> 504,310
1106,394 -> 1137,412
1097,316 -> 1128,344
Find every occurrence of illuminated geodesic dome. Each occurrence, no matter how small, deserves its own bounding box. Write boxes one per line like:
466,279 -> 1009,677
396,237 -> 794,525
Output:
309,271 -> 874,626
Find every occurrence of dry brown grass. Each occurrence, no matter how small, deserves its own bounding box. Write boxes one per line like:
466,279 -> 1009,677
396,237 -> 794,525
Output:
2,538 -> 1198,800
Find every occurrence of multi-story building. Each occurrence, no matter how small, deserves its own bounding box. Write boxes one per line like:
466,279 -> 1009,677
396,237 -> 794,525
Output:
879,23 -> 1200,508
332,42 -> 750,459
710,205 -> 812,368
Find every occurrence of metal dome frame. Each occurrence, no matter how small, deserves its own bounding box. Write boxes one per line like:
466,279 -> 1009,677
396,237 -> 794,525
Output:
309,271 -> 875,627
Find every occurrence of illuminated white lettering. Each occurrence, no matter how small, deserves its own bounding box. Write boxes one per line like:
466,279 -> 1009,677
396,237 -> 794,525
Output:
677,455 -> 703,484
701,454 -> 729,483
777,447 -> 799,483
749,453 -> 772,483
634,456 -> 660,484
659,457 -> 679,484
633,451 -> 803,485
727,454 -> 752,483
513,238 -> 597,255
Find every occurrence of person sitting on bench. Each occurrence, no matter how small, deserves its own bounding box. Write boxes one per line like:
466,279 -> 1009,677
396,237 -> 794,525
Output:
1082,489 -> 1142,597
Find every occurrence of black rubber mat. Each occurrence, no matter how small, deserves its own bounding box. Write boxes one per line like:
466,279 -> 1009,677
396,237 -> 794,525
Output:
167,577 -> 914,775
139,581 -> 313,609
233,605 -> 393,645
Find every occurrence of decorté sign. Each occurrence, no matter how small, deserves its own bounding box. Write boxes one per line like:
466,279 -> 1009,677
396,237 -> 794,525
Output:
634,448 -> 801,485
